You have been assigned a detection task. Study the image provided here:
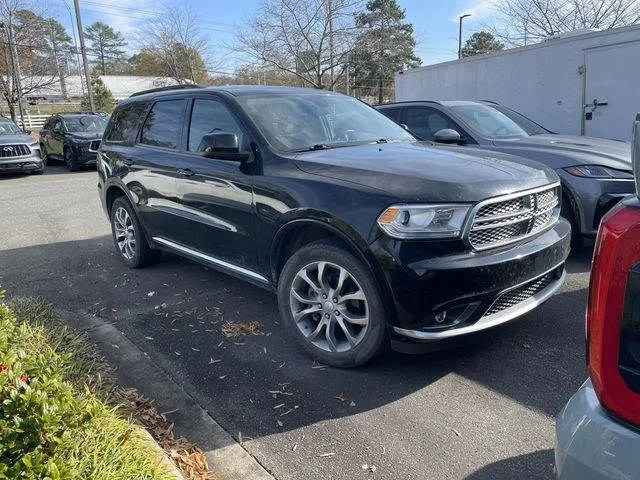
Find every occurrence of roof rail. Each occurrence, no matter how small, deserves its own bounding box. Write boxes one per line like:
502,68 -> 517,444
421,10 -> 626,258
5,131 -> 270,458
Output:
130,84 -> 202,97
56,111 -> 106,115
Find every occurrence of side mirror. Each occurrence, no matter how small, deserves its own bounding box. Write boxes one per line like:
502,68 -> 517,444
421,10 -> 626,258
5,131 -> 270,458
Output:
198,132 -> 249,161
632,112 -> 639,198
400,123 -> 409,131
434,128 -> 463,144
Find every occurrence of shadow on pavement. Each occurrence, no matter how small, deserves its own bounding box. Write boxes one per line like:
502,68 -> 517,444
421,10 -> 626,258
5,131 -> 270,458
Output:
465,449 -> 555,479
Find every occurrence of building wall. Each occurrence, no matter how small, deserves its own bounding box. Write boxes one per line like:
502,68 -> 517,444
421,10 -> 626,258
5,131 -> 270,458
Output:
395,25 -> 640,139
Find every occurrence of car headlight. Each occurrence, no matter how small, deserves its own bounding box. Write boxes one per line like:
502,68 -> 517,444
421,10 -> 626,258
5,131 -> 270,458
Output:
564,165 -> 634,179
29,141 -> 39,148
377,204 -> 471,239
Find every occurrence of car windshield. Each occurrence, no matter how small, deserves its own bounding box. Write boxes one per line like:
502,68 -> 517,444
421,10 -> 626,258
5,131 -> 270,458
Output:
63,115 -> 108,133
487,104 -> 551,135
450,104 -> 529,138
237,93 -> 415,151
0,119 -> 23,135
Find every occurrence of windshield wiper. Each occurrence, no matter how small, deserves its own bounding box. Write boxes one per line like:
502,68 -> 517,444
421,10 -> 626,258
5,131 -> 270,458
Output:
291,144 -> 335,153
376,138 -> 388,143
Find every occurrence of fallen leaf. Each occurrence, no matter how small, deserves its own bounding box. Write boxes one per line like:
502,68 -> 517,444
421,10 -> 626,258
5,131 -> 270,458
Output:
175,352 -> 182,356
273,403 -> 285,409
145,336 -> 154,341
349,401 -> 356,407
208,358 -> 221,364
191,348 -> 200,352
277,419 -> 283,427
317,452 -> 335,458
312,360 -> 327,369
219,374 -> 228,379
335,392 -> 347,402
147,291 -> 156,297
453,428 -> 461,437
292,443 -> 298,452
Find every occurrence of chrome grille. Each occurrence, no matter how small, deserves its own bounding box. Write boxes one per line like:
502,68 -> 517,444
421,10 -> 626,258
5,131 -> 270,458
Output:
484,271 -> 556,317
90,140 -> 100,151
0,144 -> 30,158
467,185 -> 560,250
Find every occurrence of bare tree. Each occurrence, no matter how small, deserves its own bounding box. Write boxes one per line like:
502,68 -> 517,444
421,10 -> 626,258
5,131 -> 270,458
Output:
236,0 -> 361,89
138,4 -> 211,84
0,0 -> 62,121
490,0 -> 640,45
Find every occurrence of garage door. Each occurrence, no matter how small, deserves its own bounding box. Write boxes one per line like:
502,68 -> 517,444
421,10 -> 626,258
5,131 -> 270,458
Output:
584,41 -> 640,141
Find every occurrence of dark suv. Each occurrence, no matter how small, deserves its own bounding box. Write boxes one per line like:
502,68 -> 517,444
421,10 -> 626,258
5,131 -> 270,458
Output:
98,85 -> 571,367
40,112 -> 108,171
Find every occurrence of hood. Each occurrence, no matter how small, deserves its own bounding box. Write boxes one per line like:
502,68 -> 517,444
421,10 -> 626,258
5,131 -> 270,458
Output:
294,142 -> 558,203
491,134 -> 631,170
0,133 -> 36,144
68,132 -> 103,141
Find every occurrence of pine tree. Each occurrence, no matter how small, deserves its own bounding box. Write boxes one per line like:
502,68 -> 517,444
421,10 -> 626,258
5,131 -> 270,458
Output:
81,70 -> 116,113
352,0 -> 420,103
461,32 -> 504,58
84,22 -> 127,74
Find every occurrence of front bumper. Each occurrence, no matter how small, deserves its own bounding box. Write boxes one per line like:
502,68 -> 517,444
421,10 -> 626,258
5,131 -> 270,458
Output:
371,218 -> 571,343
70,144 -> 98,165
555,379 -> 640,479
0,155 -> 43,173
558,169 -> 635,236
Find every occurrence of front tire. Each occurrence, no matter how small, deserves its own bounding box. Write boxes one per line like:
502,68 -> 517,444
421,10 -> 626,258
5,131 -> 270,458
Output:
64,147 -> 79,171
110,197 -> 160,268
277,240 -> 388,367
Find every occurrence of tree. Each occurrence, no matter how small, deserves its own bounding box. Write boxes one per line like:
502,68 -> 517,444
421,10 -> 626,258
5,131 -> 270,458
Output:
461,31 -> 504,57
139,4 -> 211,84
352,0 -> 420,103
84,21 -> 127,74
491,0 -> 640,46
81,69 -> 115,112
236,0 -> 360,90
0,3 -> 64,121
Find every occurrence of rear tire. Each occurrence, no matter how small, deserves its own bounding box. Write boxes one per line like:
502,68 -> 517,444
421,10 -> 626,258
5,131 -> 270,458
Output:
277,240 -> 388,367
110,197 -> 160,268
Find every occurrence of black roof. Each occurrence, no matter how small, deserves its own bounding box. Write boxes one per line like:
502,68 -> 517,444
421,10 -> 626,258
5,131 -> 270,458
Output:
124,85 -> 342,103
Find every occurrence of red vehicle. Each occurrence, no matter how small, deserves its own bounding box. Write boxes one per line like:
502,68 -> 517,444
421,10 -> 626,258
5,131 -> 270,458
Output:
555,114 -> 640,478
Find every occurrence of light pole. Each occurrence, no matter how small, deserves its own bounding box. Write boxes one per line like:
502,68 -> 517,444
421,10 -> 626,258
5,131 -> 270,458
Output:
458,13 -> 471,59
73,0 -> 95,111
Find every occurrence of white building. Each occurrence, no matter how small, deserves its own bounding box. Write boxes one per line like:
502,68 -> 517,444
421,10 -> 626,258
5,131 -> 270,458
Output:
395,25 -> 640,141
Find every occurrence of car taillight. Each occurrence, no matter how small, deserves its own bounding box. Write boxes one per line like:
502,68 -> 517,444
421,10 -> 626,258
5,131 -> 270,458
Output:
587,199 -> 640,426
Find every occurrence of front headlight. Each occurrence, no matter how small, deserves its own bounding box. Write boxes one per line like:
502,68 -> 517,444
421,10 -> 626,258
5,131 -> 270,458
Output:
564,165 -> 634,179
29,141 -> 39,149
377,204 -> 471,239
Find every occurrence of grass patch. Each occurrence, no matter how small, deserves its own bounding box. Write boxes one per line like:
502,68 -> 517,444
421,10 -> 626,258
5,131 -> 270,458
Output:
0,297 -> 176,479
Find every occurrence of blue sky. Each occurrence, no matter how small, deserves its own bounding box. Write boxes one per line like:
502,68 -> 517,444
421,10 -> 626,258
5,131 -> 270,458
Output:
48,0 -> 495,72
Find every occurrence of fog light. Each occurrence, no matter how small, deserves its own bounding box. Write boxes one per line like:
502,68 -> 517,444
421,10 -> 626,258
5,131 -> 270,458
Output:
435,311 -> 447,323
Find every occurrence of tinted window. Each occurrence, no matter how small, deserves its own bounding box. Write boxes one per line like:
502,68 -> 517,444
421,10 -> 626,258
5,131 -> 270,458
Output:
140,100 -> 187,149
104,103 -> 148,143
380,107 -> 403,123
0,119 -> 22,134
188,99 -> 244,152
405,107 -> 459,141
450,104 -> 528,138
63,115 -> 107,133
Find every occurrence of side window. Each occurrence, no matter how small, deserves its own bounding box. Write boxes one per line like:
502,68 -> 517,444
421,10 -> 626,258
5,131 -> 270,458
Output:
104,103 -> 148,144
140,99 -> 187,149
52,119 -> 62,132
405,107 -> 459,141
381,107 -> 403,124
187,99 -> 244,153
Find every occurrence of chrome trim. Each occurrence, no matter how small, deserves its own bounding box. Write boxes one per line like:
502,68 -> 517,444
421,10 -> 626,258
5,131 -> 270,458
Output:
463,182 -> 561,251
393,264 -> 566,341
152,236 -> 268,283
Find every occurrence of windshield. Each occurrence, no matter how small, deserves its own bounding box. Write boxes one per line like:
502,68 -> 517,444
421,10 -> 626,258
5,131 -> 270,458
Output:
450,104 -> 528,138
63,115 -> 108,133
237,93 -> 415,151
487,105 -> 550,135
0,120 -> 23,135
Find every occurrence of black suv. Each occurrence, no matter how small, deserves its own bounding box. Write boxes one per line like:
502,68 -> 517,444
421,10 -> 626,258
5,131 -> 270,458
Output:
98,85 -> 571,367
40,112 -> 108,171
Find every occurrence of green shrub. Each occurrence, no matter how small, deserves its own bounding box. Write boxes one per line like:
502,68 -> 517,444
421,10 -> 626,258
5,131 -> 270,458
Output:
0,302 -> 173,480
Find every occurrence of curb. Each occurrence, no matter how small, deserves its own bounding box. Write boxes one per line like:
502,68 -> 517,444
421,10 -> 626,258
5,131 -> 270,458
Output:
58,309 -> 275,480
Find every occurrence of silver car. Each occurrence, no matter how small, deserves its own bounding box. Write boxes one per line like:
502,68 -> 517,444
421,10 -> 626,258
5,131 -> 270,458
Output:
555,114 -> 640,479
376,100 -> 634,243
0,116 -> 43,175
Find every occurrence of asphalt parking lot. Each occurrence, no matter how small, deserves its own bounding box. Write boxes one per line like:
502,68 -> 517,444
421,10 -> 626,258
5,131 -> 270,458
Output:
0,165 -> 593,479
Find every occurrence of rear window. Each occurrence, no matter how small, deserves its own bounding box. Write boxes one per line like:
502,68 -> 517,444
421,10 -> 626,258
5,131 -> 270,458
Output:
104,103 -> 148,144
140,100 -> 187,150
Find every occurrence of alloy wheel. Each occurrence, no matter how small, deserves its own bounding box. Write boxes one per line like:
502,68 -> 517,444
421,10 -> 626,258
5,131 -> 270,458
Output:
289,261 -> 369,353
113,206 -> 136,260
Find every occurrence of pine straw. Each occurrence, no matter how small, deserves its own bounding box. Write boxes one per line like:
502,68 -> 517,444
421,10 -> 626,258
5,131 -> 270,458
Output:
221,320 -> 262,338
122,388 -> 220,480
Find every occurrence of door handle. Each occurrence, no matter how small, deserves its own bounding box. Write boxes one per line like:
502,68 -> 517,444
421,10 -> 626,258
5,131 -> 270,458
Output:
123,158 -> 134,166
178,168 -> 194,177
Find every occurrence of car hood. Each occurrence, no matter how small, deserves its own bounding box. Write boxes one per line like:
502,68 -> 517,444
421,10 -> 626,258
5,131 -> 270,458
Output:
68,132 -> 103,141
0,133 -> 36,144
294,142 -> 558,203
491,134 -> 631,170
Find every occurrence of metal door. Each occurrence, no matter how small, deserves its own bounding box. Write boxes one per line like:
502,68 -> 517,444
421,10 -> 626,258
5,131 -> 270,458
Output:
584,41 -> 640,140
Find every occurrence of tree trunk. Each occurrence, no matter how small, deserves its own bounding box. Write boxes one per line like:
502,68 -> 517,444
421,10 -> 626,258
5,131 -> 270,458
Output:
7,101 -> 16,122
378,79 -> 383,104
